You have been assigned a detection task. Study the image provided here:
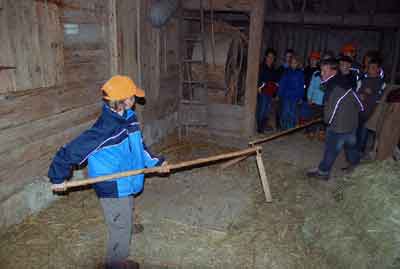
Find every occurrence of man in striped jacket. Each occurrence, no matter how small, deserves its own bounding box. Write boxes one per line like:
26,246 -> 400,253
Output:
307,58 -> 364,180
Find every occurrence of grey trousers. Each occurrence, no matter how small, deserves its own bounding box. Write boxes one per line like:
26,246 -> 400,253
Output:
99,196 -> 134,263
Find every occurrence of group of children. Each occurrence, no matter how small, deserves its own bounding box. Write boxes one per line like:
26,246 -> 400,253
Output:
256,44 -> 386,179
46,43 -> 387,267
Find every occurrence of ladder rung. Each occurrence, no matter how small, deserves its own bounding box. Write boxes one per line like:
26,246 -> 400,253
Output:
182,59 -> 202,63
183,80 -> 206,84
184,37 -> 203,42
181,99 -> 206,105
183,16 -> 201,21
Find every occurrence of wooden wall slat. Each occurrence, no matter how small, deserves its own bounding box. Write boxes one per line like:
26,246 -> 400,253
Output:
0,120 -> 94,202
0,112 -> 98,172
0,83 -> 102,130
0,103 -> 100,155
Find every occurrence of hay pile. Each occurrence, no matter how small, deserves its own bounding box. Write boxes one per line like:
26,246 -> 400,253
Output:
302,161 -> 400,269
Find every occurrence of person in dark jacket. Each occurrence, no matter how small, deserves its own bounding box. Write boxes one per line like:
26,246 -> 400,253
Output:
361,50 -> 384,79
307,59 -> 364,180
256,48 -> 280,133
48,75 -> 169,269
338,55 -> 359,90
356,58 -> 386,156
278,55 -> 304,130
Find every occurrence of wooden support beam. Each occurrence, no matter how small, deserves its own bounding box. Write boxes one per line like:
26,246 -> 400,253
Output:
255,149 -> 272,202
182,0 -> 252,12
244,0 -> 265,136
390,29 -> 400,84
221,12 -> 400,29
108,0 -> 118,76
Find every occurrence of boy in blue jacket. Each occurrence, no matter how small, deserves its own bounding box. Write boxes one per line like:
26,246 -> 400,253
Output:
48,75 -> 168,269
278,55 -> 305,130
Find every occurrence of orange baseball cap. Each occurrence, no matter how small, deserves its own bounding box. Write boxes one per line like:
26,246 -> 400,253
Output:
341,43 -> 356,54
101,75 -> 145,101
309,51 -> 321,60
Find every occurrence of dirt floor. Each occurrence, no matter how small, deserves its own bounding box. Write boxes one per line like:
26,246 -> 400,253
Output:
0,131 -> 350,269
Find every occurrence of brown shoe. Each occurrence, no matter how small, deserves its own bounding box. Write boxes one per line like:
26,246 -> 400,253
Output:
318,131 -> 325,141
133,223 -> 144,234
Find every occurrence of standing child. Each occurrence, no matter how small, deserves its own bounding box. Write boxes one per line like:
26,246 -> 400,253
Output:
307,59 -> 364,180
356,58 -> 386,157
278,55 -> 305,130
256,48 -> 280,133
48,75 -> 168,269
278,49 -> 295,77
304,51 -> 321,97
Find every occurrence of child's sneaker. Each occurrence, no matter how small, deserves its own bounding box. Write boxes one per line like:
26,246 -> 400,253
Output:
306,168 -> 330,180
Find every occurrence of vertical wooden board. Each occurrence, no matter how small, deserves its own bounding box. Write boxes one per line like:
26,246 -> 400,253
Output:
139,0 -> 161,105
40,1 -> 63,86
244,0 -> 265,136
0,0 -> 16,93
116,0 -> 138,80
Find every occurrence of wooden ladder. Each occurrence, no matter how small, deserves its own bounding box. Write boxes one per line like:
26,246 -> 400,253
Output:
178,0 -> 208,138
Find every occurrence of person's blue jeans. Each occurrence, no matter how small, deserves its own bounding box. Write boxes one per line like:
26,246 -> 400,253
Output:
280,99 -> 298,130
256,93 -> 272,132
318,129 -> 360,175
356,119 -> 369,154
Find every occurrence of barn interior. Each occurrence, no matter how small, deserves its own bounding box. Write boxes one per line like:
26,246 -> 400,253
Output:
1,0 -> 400,268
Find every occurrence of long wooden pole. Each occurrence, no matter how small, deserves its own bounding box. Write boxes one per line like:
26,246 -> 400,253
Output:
220,118 -> 322,169
58,146 -> 262,190
249,118 -> 322,146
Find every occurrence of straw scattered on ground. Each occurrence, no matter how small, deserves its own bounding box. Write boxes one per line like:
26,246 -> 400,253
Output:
303,160 -> 400,269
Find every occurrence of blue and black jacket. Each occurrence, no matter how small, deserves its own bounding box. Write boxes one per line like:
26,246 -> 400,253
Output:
48,104 -> 164,198
278,68 -> 305,102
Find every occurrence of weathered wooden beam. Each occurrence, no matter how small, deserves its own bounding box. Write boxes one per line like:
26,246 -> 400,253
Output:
108,0 -> 119,76
244,0 -> 265,136
269,12 -> 400,28
183,0 -> 252,12
222,12 -> 400,28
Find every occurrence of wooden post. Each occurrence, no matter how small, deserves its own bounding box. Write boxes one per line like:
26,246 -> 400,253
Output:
244,0 -> 265,137
108,0 -> 119,75
255,149 -> 272,202
136,0 -> 142,87
390,28 -> 400,85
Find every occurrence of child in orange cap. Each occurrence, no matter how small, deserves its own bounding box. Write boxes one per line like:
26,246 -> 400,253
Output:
304,51 -> 321,95
341,43 -> 361,71
48,75 -> 168,269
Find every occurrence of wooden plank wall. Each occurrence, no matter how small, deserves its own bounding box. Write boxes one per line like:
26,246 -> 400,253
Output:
0,0 -> 109,202
0,0 -> 63,93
